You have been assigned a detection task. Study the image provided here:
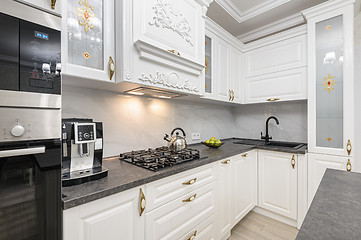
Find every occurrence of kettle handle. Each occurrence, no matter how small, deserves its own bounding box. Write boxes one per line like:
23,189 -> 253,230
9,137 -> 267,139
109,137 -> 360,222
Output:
171,128 -> 186,137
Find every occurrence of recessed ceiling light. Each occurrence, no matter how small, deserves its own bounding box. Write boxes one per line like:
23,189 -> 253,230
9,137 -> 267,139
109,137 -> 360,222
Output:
158,96 -> 172,99
127,91 -> 144,96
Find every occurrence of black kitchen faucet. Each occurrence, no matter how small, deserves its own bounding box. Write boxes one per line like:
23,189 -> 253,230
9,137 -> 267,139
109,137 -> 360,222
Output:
261,116 -> 280,144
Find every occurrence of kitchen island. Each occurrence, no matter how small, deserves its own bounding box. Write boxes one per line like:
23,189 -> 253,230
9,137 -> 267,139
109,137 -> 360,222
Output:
296,169 -> 361,240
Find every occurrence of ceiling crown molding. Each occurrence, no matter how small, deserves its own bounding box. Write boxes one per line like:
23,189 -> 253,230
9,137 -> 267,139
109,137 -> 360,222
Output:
215,0 -> 291,23
237,13 -> 305,43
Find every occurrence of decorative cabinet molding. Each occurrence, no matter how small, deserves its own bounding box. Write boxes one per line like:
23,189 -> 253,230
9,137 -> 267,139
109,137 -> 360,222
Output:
139,72 -> 199,93
149,0 -> 194,46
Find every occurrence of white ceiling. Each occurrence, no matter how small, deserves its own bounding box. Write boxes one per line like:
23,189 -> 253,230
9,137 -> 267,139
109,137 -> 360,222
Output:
207,0 -> 329,41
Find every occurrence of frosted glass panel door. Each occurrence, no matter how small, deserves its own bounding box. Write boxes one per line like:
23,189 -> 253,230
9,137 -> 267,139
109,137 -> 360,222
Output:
205,36 -> 212,94
315,15 -> 343,149
67,0 -> 104,69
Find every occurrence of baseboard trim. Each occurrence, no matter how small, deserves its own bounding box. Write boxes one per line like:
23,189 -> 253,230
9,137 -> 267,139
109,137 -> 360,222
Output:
252,206 -> 298,228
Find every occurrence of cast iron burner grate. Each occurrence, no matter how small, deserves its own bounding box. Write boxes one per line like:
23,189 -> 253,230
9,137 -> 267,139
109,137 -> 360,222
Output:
119,147 -> 201,171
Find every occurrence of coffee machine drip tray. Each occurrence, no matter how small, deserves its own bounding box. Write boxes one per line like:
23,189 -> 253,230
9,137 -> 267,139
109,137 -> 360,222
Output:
62,166 -> 108,187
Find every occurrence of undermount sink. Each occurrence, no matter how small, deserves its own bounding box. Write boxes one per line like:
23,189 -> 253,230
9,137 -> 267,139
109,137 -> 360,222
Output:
267,141 -> 304,149
234,139 -> 304,149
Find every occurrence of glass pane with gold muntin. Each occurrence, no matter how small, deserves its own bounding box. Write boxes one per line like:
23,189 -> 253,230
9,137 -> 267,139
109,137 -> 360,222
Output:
67,0 -> 104,70
315,15 -> 343,148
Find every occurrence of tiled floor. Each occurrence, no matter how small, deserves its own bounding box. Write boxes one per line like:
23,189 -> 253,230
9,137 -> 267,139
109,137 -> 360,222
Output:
229,212 -> 299,240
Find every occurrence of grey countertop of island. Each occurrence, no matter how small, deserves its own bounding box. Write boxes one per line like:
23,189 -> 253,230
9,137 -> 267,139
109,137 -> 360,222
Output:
62,138 -> 307,210
296,169 -> 361,240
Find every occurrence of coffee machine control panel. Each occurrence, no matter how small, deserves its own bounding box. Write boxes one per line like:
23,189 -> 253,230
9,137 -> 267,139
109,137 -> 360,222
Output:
74,123 -> 96,144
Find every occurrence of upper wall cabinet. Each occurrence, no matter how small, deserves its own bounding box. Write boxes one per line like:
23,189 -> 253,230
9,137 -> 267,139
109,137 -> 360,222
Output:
61,0 -> 115,84
303,0 -> 354,157
203,18 -> 243,104
21,0 -> 62,15
243,26 -> 307,104
125,0 -> 212,95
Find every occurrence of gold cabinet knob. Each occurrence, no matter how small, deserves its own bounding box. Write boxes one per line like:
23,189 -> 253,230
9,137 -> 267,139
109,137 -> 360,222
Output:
346,159 -> 352,172
139,188 -> 146,216
241,153 -> 248,157
183,178 -> 197,185
267,98 -> 280,102
291,155 -> 295,169
186,231 -> 197,240
183,194 -> 197,202
221,159 -> 230,164
168,50 -> 181,56
346,139 -> 352,156
109,56 -> 115,80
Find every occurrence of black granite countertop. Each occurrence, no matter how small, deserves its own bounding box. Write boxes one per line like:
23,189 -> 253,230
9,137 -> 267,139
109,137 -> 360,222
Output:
62,138 -> 307,210
296,169 -> 361,240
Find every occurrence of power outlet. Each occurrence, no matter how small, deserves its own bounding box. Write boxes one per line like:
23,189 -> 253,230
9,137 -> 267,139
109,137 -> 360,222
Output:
192,133 -> 201,140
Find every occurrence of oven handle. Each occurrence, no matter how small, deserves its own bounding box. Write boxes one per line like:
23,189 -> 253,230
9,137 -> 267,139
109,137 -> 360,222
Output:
0,146 -> 45,158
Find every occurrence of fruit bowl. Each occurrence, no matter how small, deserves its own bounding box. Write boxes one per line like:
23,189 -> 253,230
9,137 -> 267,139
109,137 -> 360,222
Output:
201,142 -> 224,148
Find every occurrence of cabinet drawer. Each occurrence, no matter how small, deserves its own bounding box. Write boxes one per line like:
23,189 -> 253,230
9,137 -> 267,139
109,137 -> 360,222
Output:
146,163 -> 217,212
179,214 -> 216,240
145,181 -> 217,240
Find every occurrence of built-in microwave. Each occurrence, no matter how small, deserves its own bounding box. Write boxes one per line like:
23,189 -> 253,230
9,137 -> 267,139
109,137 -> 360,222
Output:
0,1 -> 61,109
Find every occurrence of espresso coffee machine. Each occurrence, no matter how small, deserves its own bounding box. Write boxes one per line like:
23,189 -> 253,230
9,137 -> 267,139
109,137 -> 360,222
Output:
61,118 -> 108,186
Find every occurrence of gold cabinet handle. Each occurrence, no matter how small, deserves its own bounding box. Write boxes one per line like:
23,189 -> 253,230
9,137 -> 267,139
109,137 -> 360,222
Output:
183,194 -> 197,202
186,231 -> 197,240
51,0 -> 56,9
267,98 -> 280,102
346,159 -> 352,172
241,153 -> 248,157
291,155 -> 295,169
139,188 -> 146,216
183,178 -> 197,185
109,56 -> 115,80
229,90 -> 232,101
168,50 -> 181,56
347,139 -> 352,156
221,159 -> 230,164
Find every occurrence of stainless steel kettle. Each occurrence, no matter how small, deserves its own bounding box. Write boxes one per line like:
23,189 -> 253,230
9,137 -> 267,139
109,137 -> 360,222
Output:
164,128 -> 187,152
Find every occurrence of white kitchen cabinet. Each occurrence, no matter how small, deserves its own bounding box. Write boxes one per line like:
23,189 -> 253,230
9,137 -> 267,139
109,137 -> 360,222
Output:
308,153 -> 353,206
20,0 -> 61,15
145,181 -> 217,240
258,150 -> 297,220
61,0 -> 115,83
303,0 -> 354,158
63,186 -> 145,240
243,26 -> 307,104
217,150 -> 257,240
204,18 -> 243,103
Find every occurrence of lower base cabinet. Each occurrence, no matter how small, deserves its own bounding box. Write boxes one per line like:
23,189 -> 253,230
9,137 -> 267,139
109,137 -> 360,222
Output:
217,150 -> 258,240
308,153 -> 353,206
63,186 -> 145,240
258,150 -> 298,220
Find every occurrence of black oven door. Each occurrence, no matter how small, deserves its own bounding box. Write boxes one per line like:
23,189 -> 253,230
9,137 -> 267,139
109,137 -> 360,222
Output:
19,20 -> 61,94
0,139 -> 62,240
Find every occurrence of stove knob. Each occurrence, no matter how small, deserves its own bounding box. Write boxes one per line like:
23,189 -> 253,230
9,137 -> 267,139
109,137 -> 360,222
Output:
11,125 -> 25,137
83,133 -> 90,139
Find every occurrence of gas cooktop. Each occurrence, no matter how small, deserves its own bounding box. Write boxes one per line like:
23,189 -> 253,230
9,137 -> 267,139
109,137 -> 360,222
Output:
119,147 -> 203,171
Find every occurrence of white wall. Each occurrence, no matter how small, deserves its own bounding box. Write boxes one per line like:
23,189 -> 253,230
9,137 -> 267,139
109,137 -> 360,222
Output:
232,101 -> 308,143
62,85 -> 235,157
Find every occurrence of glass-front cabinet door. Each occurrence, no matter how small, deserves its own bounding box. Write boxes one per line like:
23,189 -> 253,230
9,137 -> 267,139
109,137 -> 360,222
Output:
305,3 -> 354,157
62,0 -> 115,82
204,35 -> 213,96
